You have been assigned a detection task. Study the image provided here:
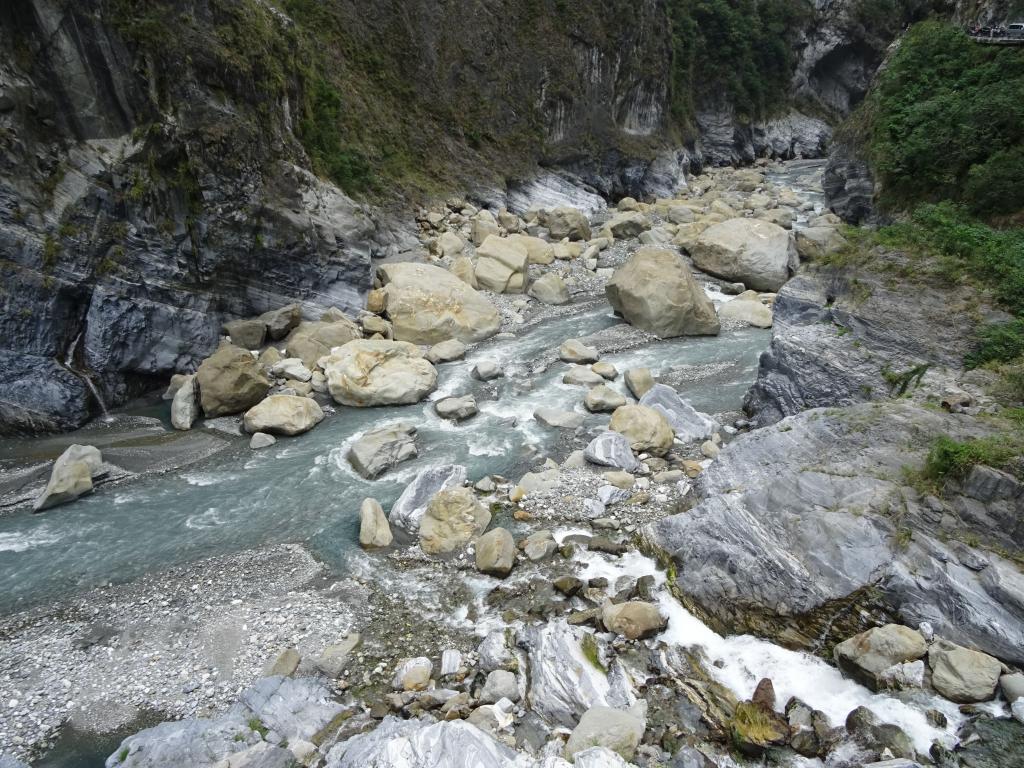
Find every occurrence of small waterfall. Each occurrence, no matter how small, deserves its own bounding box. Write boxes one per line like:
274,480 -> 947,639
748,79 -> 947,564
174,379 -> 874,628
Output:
62,330 -> 113,423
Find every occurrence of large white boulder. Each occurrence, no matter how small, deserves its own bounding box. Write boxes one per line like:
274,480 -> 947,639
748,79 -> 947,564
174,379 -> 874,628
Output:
320,340 -> 437,407
377,262 -> 501,344
33,444 -> 103,511
475,236 -> 529,294
243,394 -> 324,436
689,218 -> 798,292
606,247 -> 720,338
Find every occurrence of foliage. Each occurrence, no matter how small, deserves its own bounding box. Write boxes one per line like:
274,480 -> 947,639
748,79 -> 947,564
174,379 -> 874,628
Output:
965,319 -> 1024,369
297,78 -> 373,192
667,0 -> 812,122
921,435 -> 1020,483
865,21 -> 1024,214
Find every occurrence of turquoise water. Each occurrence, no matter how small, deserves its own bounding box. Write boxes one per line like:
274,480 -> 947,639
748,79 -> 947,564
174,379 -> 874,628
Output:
0,301 -> 768,616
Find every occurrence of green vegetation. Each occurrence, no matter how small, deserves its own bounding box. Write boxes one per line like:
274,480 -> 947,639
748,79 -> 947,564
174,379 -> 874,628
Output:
921,435 -> 1021,483
118,747 -> 129,762
864,21 -> 1024,215
667,0 -> 812,122
579,633 -> 607,673
247,717 -> 269,738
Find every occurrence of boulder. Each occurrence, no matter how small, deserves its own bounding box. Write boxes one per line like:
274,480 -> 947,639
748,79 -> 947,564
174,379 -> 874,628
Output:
929,642 -> 1002,702
426,339 -> 467,364
224,318 -> 267,349
320,340 -> 437,407
560,339 -> 600,364
624,368 -> 654,399
285,319 -> 361,368
249,432 -> 276,450
269,357 -> 313,383
196,343 -> 271,417
605,247 -> 720,338
472,361 -> 503,381
475,235 -> 529,293
638,384 -> 716,442
347,423 -> 418,479
33,444 -> 102,511
475,527 -> 516,577
260,303 -> 303,340
584,385 -> 626,413
528,273 -> 570,305
508,234 -> 554,265
1001,672 -> 1024,703
796,226 -> 848,260
833,624 -> 927,691
449,256 -> 479,289
534,407 -> 585,429
435,395 -> 478,422
719,295 -> 773,328
389,464 -> 467,534
315,633 -> 362,678
591,362 -> 617,380
584,432 -> 640,472
436,231 -> 465,258
162,373 -> 189,400
542,206 -> 591,241
377,262 -> 501,344
730,699 -> 789,758
243,395 -> 324,436
617,197 -> 640,212
471,216 -> 499,246
609,405 -> 674,456
563,366 -> 606,386
393,657 -> 433,691
601,601 -> 667,639
565,706 -> 645,762
359,498 -> 393,549
479,669 -> 519,703
603,211 -> 650,239
689,218 -> 797,292
170,374 -> 200,430
419,487 -> 492,555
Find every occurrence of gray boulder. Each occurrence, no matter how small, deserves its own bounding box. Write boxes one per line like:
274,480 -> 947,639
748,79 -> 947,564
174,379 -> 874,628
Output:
389,464 -> 467,535
534,407 -> 585,429
480,669 -> 519,703
359,498 -> 393,549
347,424 -> 417,479
638,384 -> 716,443
833,624 -> 927,691
170,374 -> 200,430
929,642 -> 1002,703
565,705 -> 645,762
559,339 -> 600,364
34,444 -> 102,511
528,272 -> 570,305
584,432 -> 640,472
475,527 -> 515,577
426,339 -> 467,364
435,395 -> 478,422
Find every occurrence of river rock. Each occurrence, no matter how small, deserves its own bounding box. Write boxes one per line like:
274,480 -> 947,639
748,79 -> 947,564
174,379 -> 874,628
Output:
269,357 -> 314,383
584,432 -> 640,472
689,218 -> 798,292
393,657 -> 433,691
320,340 -> 437,407
609,405 -> 674,456
224,317 -> 267,350
316,633 -> 362,678
523,530 -> 558,562
360,497 -> 394,548
519,620 -> 634,727
603,211 -> 650,239
347,424 -> 417,479
472,361 -> 503,381
196,343 -> 271,417
426,339 -> 467,364
584,385 -> 626,413
565,705 -> 645,762
563,366 -> 605,386
475,527 -> 515,577
450,255 -> 479,288
285,319 -> 362,368
33,444 -> 102,511
249,432 -> 276,450
436,231 -> 465,258
170,374 -> 200,430
509,234 -> 554,265
606,247 -> 720,338
435,395 -> 478,422
475,235 -> 528,293
260,303 -> 303,341
928,642 -> 1002,702
591,362 -> 617,380
1001,673 -> 1024,703
560,339 -> 600,363
389,464 -> 467,534
534,407 -> 585,429
377,262 -> 501,344
480,669 -> 519,704
624,368 -> 654,398
638,384 -> 716,443
719,295 -> 773,328
542,206 -> 591,241
833,624 -> 927,691
528,272 -> 569,305
601,601 -> 667,639
242,394 -> 324,436
419,486 -> 491,555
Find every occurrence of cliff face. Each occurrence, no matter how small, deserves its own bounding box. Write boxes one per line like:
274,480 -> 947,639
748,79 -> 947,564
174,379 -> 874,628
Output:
0,0 -> 903,434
